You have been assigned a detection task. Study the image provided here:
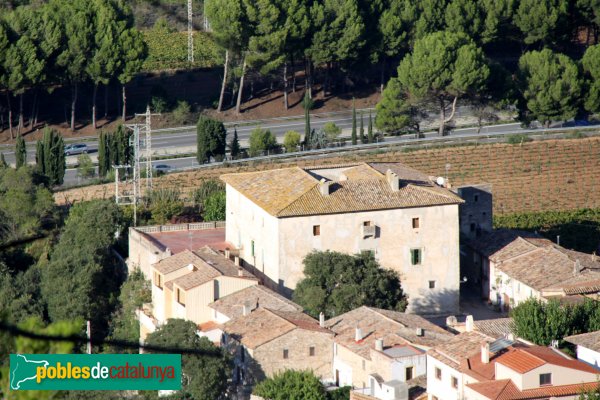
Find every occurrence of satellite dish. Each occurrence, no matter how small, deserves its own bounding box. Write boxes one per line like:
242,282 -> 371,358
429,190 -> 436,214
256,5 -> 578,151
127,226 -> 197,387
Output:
436,177 -> 445,186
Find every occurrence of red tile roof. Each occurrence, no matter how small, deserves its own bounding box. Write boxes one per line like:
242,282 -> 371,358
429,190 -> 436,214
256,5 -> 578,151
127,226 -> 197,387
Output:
467,379 -> 600,400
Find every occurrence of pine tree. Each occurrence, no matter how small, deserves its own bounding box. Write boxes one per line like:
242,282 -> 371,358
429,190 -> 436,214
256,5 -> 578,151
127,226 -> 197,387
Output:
15,134 -> 27,169
351,99 -> 357,145
359,113 -> 366,144
35,140 -> 45,174
368,111 -> 374,143
230,128 -> 240,159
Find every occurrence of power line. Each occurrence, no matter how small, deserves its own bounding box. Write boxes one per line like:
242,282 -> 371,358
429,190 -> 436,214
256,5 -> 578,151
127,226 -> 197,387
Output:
0,321 -> 222,357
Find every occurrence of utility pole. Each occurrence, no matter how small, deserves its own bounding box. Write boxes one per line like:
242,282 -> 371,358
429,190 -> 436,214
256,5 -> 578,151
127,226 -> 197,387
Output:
86,320 -> 92,354
135,106 -> 159,193
188,0 -> 194,63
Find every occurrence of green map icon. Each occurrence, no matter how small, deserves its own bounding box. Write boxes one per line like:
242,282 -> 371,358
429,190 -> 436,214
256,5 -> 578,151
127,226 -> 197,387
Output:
10,354 -> 49,390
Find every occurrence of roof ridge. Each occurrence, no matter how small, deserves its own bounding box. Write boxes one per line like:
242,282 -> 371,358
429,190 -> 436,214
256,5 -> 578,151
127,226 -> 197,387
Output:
498,243 -> 544,264
368,307 -> 408,328
263,308 -> 303,328
409,183 -> 464,201
362,162 -> 386,177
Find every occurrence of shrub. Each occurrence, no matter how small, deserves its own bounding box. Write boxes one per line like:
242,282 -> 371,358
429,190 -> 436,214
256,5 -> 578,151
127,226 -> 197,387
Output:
248,127 -> 278,157
172,100 -> 192,125
283,130 -> 301,153
322,122 -> 342,142
76,154 -> 95,179
203,192 -> 225,221
506,133 -> 532,144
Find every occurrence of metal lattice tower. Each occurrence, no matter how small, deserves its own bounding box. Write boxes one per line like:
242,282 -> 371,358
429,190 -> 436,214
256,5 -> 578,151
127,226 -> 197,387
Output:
188,0 -> 194,63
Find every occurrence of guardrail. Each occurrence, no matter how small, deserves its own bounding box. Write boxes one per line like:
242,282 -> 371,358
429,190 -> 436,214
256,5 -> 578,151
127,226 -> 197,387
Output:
135,221 -> 226,233
168,123 -> 600,173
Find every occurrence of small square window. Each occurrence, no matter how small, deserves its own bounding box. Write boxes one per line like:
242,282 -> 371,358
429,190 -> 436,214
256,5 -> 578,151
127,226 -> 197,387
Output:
363,221 -> 372,227
470,223 -> 476,232
451,376 -> 458,389
474,194 -> 479,202
176,288 -> 185,305
435,367 -> 442,380
153,271 -> 163,289
309,346 -> 315,356
313,225 -> 320,236
411,249 -> 422,265
429,280 -> 436,289
283,349 -> 289,359
539,373 -> 551,386
412,218 -> 420,229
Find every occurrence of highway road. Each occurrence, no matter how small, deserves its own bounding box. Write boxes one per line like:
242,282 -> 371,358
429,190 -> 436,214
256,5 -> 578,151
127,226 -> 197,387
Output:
0,106 -> 591,185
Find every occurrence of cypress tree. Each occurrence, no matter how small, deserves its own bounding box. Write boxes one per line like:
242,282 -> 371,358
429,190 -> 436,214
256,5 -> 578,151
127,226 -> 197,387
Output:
98,131 -> 107,177
15,134 -> 27,169
35,140 -> 45,174
230,128 -> 240,159
368,111 -> 374,143
303,92 -> 312,148
359,113 -> 366,144
351,99 -> 357,145
0,152 -> 7,168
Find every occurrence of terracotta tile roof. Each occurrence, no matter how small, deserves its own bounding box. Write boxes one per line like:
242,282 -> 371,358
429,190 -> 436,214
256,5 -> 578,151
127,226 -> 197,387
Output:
222,308 -> 331,349
466,229 -> 544,259
326,306 -> 453,360
473,318 -> 515,339
427,331 -> 494,368
496,346 -> 599,374
221,163 -> 463,218
161,246 -> 256,291
497,246 -> 600,293
198,321 -> 221,332
565,330 -> 600,352
209,285 -> 302,319
467,379 -> 600,400
153,249 -> 206,274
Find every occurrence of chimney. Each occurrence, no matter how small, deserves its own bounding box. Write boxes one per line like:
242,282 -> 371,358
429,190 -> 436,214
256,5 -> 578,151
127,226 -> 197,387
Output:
416,327 -> 424,337
481,342 -> 490,364
319,179 -> 332,196
386,169 -> 400,191
465,315 -> 474,332
238,268 -> 244,277
234,256 -> 240,267
165,247 -> 172,257
573,259 -> 582,276
319,312 -> 325,328
375,338 -> 384,352
187,263 -> 195,271
355,327 -> 363,342
225,248 -> 231,260
242,304 -> 251,316
446,315 -> 458,328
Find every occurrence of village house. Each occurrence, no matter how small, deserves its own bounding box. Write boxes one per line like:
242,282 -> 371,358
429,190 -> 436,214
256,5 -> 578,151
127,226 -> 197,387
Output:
565,330 -> 600,369
221,308 -> 334,387
324,306 -> 453,396
221,162 -> 464,314
140,245 -> 258,341
427,331 -> 600,400
464,229 -> 600,309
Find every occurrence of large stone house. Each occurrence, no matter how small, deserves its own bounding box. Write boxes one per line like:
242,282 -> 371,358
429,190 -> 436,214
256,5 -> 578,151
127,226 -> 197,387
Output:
221,162 -> 464,314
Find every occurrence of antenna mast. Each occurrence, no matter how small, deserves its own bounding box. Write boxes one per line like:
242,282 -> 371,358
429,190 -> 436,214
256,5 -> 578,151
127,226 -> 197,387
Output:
188,0 -> 194,63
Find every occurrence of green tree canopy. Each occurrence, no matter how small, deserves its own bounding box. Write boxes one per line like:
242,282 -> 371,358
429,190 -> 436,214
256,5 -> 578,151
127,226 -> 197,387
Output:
514,0 -> 570,46
248,127 -> 278,156
197,116 -> 227,163
396,30 -> 489,135
41,200 -> 124,336
445,0 -> 500,44
582,44 -> 600,113
145,319 -> 231,400
517,49 -> 582,126
293,251 -> 407,319
254,370 -> 327,400
203,191 -> 226,221
376,78 -> 425,134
